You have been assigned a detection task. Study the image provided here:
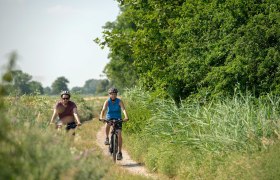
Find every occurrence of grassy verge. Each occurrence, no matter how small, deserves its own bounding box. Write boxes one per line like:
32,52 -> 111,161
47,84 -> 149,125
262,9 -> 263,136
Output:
122,88 -> 280,179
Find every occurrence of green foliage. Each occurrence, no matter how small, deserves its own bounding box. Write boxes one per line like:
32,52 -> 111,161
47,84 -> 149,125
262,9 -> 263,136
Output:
122,87 -> 153,134
3,70 -> 44,95
12,70 -> 32,94
144,143 -> 181,177
256,143 -> 280,179
213,143 -> 280,179
0,56 -> 142,180
0,95 -> 104,180
95,79 -> 110,94
123,88 -> 280,178
0,129 -> 72,179
51,76 -> 69,95
98,0 -> 280,101
71,95 -> 94,122
95,4 -> 139,90
83,79 -> 98,94
71,79 -> 110,95
43,86 -> 52,95
71,86 -> 83,94
0,125 -> 109,180
29,81 -> 44,94
5,95 -> 51,128
82,79 -> 100,94
0,88 -> 96,179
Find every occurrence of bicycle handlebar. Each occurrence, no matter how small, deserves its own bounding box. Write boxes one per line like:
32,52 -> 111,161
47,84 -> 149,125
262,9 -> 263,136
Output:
99,119 -> 121,122
99,118 -> 128,123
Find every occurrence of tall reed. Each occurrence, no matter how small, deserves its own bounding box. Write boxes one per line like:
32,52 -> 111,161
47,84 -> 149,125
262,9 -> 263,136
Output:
123,88 -> 280,177
125,89 -> 280,153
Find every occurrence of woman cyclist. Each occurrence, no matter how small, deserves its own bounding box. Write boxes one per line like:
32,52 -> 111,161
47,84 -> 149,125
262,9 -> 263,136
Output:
99,88 -> 129,160
50,90 -> 82,132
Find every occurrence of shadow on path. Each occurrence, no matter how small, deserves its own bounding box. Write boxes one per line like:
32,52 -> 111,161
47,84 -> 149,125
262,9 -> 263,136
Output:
121,162 -> 144,168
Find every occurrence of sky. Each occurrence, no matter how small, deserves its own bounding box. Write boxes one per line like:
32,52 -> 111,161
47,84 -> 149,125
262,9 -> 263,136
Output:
0,0 -> 120,88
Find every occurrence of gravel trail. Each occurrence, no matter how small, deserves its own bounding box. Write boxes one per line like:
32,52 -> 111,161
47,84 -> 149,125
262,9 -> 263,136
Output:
96,124 -> 157,179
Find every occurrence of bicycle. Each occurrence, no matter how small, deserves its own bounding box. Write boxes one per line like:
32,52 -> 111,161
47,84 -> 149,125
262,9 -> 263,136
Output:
99,118 -> 123,162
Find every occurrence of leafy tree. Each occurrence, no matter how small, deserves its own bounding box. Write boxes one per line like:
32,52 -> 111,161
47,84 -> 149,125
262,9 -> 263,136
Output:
29,81 -> 44,95
51,76 -> 69,95
9,70 -> 43,95
95,9 -> 138,90
71,86 -> 83,94
98,0 -> 280,102
82,79 -> 99,94
43,87 -> 51,95
11,70 -> 32,94
96,79 -> 109,94
69,79 -> 111,95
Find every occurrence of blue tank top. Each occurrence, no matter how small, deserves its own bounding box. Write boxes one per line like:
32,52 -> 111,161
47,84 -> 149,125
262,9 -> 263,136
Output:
106,98 -> 121,119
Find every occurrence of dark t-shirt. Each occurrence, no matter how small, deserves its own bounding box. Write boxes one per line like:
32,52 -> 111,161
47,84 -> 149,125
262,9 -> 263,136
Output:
55,101 -> 77,119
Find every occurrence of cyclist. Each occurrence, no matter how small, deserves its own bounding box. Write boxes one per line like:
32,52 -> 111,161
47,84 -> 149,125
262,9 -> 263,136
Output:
99,87 -> 129,160
50,90 -> 82,133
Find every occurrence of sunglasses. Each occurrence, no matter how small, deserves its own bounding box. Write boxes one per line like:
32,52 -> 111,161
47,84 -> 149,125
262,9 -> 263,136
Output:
62,97 -> 70,100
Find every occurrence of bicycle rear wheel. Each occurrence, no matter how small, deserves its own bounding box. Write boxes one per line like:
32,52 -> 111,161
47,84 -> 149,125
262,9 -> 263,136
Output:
112,134 -> 118,162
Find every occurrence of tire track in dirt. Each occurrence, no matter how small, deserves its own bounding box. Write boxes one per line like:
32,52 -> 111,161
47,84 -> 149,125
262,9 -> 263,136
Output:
96,124 -> 157,179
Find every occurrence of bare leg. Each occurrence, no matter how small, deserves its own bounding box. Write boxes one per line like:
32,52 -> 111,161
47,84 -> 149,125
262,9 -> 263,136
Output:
105,123 -> 110,138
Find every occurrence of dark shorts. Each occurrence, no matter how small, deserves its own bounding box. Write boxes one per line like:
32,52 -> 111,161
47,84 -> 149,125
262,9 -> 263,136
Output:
66,122 -> 77,131
107,119 -> 122,130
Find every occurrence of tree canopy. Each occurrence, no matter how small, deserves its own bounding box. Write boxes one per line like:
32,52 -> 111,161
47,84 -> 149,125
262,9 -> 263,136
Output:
51,76 -> 69,95
4,70 -> 44,95
97,0 -> 280,102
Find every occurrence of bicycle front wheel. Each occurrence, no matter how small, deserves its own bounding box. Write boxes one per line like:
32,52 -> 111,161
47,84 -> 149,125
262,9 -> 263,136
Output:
112,134 -> 118,162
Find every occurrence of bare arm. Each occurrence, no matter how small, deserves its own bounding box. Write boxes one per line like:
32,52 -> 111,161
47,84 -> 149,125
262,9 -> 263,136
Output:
99,100 -> 108,119
119,100 -> 129,121
50,109 -> 58,124
73,108 -> 82,125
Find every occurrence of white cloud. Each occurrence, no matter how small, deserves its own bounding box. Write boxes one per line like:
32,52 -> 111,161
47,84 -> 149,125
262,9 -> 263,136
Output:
46,5 -> 81,16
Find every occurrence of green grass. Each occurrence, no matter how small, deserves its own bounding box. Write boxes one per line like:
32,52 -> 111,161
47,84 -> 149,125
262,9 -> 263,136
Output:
123,88 -> 280,179
2,87 -> 280,179
0,94 -> 109,179
0,94 -> 150,180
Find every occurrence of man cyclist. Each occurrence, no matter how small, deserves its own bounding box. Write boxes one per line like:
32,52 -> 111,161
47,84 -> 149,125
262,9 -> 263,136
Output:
50,90 -> 82,133
99,87 -> 129,160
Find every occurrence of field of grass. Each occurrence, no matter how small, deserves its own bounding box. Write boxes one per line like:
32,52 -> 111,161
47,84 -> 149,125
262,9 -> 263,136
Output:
1,85 -> 280,179
0,94 -> 149,180
122,88 -> 280,179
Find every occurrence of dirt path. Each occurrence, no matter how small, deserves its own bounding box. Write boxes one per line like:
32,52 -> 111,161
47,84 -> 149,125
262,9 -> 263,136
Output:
96,124 -> 157,179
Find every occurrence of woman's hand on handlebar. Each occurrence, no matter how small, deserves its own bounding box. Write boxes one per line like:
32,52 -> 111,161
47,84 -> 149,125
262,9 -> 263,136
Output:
99,118 -> 106,123
123,118 -> 129,122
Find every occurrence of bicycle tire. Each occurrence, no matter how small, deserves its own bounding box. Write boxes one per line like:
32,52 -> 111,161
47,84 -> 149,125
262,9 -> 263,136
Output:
112,134 -> 118,162
109,137 -> 113,154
